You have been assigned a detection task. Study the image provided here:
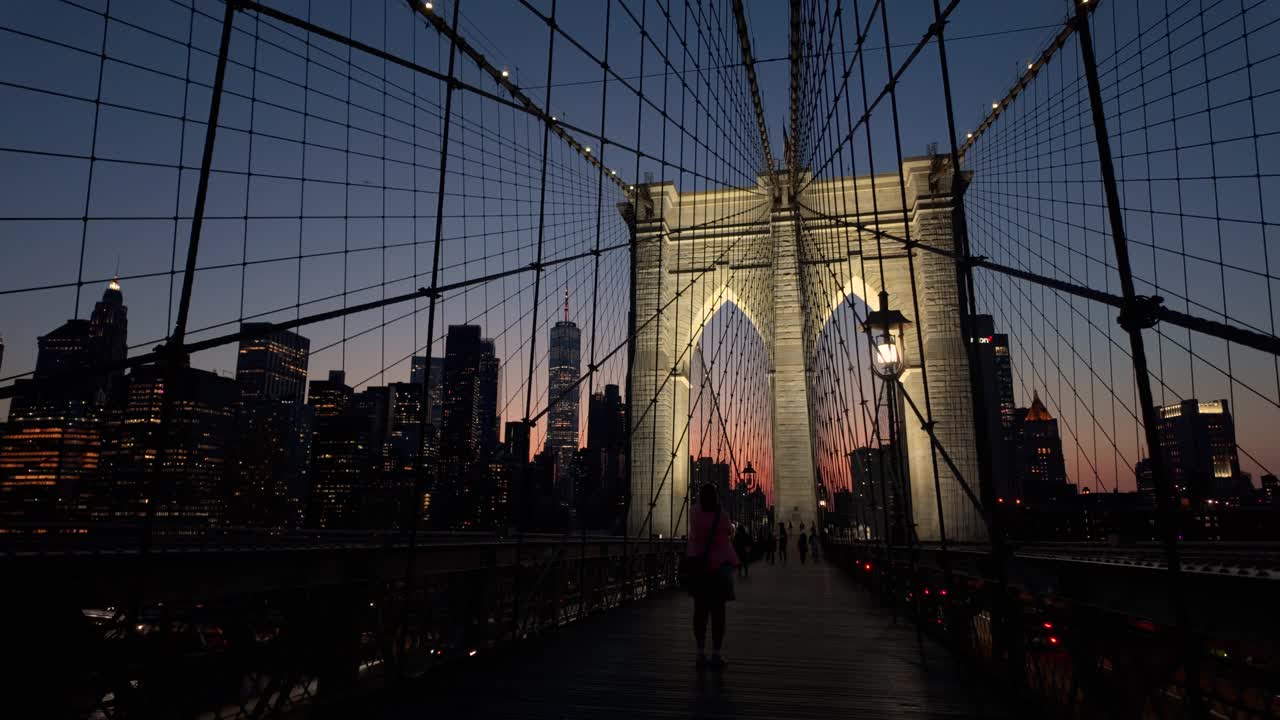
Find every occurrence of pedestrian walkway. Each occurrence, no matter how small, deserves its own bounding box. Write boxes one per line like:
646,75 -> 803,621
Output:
357,560 -> 1009,718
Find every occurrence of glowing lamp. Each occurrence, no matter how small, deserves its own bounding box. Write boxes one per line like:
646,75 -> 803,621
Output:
862,296 -> 910,379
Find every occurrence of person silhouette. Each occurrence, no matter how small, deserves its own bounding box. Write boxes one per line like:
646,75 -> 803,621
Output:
777,523 -> 789,565
760,526 -> 775,564
733,524 -> 754,578
686,482 -> 739,668
809,528 -> 821,562
797,529 -> 809,565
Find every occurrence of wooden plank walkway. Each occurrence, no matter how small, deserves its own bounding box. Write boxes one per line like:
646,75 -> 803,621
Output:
354,559 -> 1010,719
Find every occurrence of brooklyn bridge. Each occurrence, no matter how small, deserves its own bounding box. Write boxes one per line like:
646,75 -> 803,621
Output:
2,0 -> 1279,717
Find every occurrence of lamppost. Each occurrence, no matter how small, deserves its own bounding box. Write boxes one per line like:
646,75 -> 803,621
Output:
863,291 -> 922,630
739,460 -> 757,530
862,290 -> 910,545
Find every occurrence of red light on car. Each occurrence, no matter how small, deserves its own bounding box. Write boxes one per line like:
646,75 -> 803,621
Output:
939,589 -> 948,596
1043,622 -> 1053,629
1048,636 -> 1059,645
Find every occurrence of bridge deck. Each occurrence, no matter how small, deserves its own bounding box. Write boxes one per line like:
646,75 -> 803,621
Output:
353,559 -> 1009,719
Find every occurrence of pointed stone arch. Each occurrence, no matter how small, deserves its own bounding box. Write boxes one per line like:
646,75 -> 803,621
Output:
626,161 -> 986,543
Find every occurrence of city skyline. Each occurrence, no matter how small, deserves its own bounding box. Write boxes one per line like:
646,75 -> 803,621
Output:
2,0 -> 1278,506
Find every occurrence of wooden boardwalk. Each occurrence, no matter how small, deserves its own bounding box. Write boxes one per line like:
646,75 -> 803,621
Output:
354,559 -> 1010,719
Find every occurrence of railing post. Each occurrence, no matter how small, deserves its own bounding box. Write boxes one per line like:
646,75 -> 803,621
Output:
1074,2 -> 1203,715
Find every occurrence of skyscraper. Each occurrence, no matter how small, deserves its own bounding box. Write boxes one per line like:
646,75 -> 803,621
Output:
505,420 -> 530,464
436,325 -> 487,527
546,291 -> 581,502
442,325 -> 484,456
477,339 -> 501,455
89,277 -> 128,398
231,324 -> 311,527
101,356 -> 238,525
410,355 -> 445,426
971,315 -> 1016,498
0,280 -> 126,520
587,384 -> 625,452
235,323 -> 309,404
386,381 -> 425,477
1155,398 -> 1246,502
1011,392 -> 1072,502
582,383 -> 627,529
305,371 -> 356,528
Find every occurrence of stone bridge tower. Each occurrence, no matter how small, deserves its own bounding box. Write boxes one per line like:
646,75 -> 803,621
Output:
626,159 -> 985,544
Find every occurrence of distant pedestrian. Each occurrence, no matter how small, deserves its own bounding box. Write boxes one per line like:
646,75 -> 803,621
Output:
733,524 -> 754,578
809,529 -> 821,562
777,523 -> 789,565
760,527 -> 775,564
797,530 -> 809,565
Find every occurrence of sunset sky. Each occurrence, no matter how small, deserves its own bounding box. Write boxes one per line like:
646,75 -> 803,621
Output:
4,0 -> 1274,498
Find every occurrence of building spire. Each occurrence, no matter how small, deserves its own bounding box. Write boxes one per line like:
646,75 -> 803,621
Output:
1026,390 -> 1053,421
564,285 -> 569,323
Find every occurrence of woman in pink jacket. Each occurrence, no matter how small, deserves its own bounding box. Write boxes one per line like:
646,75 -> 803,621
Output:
686,482 -> 740,667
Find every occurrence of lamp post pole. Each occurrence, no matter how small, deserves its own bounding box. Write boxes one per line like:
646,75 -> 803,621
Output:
863,292 -> 924,643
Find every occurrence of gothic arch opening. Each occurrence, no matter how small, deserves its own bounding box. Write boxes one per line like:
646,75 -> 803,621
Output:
688,299 -> 774,518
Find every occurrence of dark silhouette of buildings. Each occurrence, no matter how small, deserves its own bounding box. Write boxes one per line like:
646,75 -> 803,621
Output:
306,371 -> 357,528
582,384 -> 626,530
229,324 -> 311,527
410,355 -> 445,425
442,325 -> 484,456
970,315 -> 1016,498
848,445 -> 901,542
433,325 -> 492,527
0,279 -> 127,520
102,356 -> 239,525
1011,392 -> 1073,503
478,340 -> 500,455
691,456 -> 731,499
1155,398 -> 1247,502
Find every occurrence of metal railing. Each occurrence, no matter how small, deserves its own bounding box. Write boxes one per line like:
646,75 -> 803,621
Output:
825,538 -> 1280,718
6,535 -> 681,719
